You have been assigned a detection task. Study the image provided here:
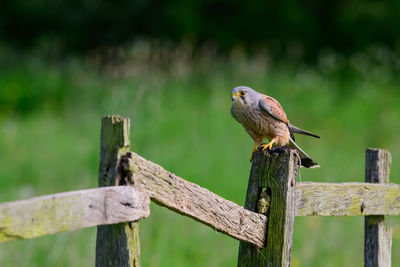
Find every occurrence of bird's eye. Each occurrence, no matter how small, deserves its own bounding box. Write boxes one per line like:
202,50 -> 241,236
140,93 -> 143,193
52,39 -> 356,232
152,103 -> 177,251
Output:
239,91 -> 246,96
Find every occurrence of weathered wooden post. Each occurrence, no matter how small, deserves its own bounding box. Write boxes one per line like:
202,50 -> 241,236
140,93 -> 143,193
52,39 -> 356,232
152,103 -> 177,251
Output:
238,149 -> 298,267
365,148 -> 392,267
96,115 -> 141,267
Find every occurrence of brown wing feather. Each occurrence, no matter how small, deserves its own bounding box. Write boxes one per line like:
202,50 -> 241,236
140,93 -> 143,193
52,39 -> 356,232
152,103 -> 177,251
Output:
260,95 -> 289,124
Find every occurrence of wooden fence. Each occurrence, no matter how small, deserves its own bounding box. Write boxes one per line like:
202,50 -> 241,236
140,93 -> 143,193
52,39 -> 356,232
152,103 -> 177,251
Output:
1,115 -> 399,267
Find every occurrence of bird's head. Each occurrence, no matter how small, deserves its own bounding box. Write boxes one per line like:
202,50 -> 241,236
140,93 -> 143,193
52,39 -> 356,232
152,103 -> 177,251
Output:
231,86 -> 260,107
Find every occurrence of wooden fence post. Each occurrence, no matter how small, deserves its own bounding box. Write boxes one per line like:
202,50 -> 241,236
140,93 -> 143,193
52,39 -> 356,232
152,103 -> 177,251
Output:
95,115 -> 141,267
365,148 -> 393,267
238,149 -> 298,267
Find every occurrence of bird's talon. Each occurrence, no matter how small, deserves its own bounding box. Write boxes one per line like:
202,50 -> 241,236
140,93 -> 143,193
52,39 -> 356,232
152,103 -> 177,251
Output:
260,142 -> 273,151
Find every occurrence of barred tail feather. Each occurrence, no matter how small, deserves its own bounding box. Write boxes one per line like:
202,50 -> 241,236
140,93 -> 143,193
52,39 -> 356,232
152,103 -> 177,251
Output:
289,137 -> 320,168
289,124 -> 320,139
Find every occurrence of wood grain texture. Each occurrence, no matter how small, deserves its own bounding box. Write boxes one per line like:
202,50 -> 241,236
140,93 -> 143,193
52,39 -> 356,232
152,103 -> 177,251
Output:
0,186 -> 149,243
262,150 -> 297,267
123,149 -> 400,250
124,152 -> 267,248
238,149 -> 297,267
295,182 -> 400,216
237,150 -> 270,265
96,115 -> 142,267
364,148 -> 392,267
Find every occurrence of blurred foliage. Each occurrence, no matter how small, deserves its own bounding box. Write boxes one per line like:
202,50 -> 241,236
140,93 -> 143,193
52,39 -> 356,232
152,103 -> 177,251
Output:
0,43 -> 400,266
1,0 -> 400,59
1,41 -> 399,117
1,1 -> 399,264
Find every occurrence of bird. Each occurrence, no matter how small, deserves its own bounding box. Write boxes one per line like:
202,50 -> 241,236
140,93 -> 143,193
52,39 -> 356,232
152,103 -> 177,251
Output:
230,86 -> 320,168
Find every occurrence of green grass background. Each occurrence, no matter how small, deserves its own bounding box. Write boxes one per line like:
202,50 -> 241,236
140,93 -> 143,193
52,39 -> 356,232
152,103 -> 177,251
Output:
0,46 -> 399,266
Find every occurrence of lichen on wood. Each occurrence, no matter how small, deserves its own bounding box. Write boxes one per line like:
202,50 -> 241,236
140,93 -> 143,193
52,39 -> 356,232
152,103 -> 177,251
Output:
127,151 -> 267,248
295,182 -> 400,216
364,148 -> 392,267
0,186 -> 149,243
96,115 -> 142,267
238,149 -> 298,267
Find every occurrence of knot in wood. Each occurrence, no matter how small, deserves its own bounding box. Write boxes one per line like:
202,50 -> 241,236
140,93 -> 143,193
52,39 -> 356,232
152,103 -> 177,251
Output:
118,152 -> 136,186
257,190 -> 271,214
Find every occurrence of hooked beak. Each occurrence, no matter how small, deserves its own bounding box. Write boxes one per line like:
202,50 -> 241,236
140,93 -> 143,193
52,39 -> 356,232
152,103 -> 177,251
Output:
232,93 -> 239,101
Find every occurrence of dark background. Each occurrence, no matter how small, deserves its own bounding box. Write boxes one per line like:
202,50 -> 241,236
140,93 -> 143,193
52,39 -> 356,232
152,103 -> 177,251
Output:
2,0 -> 399,59
1,1 -> 400,266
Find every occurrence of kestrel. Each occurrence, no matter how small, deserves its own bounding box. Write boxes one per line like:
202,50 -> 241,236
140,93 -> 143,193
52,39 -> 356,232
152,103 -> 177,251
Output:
230,86 -> 320,168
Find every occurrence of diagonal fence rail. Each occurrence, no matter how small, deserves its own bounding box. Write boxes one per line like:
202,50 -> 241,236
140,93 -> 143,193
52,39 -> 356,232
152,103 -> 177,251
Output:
0,115 -> 398,267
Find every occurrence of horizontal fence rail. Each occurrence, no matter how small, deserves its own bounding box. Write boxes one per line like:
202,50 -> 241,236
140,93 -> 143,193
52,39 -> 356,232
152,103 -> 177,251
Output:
126,151 -> 400,247
0,115 -> 399,267
1,152 -> 399,248
0,186 -> 150,243
296,182 -> 400,216
0,152 -> 400,250
1,153 -> 399,248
